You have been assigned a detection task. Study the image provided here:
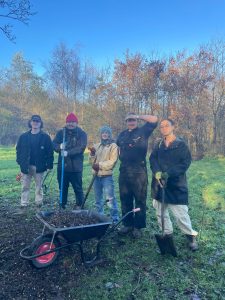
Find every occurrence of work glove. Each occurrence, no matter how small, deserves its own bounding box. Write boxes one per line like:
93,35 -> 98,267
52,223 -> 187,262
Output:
60,143 -> 66,150
88,147 -> 96,156
155,171 -> 162,180
155,171 -> 168,181
92,163 -> 99,172
16,173 -> 22,182
61,150 -> 68,157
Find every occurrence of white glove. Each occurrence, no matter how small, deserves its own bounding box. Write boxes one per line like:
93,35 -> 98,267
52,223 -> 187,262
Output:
61,150 -> 68,157
60,143 -> 66,150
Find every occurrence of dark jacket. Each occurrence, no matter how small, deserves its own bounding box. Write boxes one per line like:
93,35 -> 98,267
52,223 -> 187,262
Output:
117,122 -> 157,173
53,127 -> 87,172
16,130 -> 54,174
149,137 -> 191,205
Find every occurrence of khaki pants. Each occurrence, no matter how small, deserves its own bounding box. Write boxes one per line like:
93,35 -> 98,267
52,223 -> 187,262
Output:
21,166 -> 44,206
153,199 -> 198,236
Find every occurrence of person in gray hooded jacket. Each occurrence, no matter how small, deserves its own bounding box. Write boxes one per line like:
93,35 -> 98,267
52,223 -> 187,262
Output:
89,126 -> 119,222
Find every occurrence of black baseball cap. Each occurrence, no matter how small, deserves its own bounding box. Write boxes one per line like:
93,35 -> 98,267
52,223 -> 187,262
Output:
31,115 -> 42,122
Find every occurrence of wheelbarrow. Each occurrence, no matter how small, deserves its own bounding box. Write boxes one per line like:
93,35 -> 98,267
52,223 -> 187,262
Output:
20,208 -> 140,269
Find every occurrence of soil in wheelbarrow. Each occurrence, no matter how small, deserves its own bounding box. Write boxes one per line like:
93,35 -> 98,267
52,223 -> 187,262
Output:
44,211 -> 100,228
0,203 -> 113,300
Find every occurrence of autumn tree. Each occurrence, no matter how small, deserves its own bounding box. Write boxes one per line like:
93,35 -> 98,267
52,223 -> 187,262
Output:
0,0 -> 35,42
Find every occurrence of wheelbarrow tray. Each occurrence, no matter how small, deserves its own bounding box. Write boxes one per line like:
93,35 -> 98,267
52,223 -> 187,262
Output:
36,210 -> 112,243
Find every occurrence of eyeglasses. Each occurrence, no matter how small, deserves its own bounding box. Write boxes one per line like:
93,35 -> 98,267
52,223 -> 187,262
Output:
31,119 -> 41,123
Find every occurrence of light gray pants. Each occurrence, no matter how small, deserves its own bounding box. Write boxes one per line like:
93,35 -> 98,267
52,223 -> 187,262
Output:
21,166 -> 44,206
153,199 -> 198,236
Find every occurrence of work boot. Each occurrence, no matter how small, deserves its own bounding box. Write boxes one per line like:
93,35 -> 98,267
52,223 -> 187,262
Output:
118,226 -> 133,235
132,228 -> 142,239
186,235 -> 198,251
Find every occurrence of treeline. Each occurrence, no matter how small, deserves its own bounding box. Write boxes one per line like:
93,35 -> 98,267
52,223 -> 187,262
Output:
1,40 -> 225,158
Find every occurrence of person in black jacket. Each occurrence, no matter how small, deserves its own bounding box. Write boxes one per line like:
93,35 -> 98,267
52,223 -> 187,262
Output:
53,113 -> 87,209
16,115 -> 54,211
149,118 -> 198,251
117,112 -> 158,238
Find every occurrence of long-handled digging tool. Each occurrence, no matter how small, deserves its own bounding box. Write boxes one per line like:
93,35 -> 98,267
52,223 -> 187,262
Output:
154,181 -> 177,257
42,163 -> 57,195
80,144 -> 102,210
59,127 -> 66,210
81,172 -> 97,209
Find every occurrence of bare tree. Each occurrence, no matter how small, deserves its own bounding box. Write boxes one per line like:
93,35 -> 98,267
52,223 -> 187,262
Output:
0,0 -> 35,42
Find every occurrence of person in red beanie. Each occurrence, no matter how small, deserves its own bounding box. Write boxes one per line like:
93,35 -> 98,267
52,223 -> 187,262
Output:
66,113 -> 78,124
53,113 -> 87,209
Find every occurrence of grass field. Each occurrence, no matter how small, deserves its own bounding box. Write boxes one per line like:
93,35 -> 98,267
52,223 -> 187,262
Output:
0,147 -> 225,299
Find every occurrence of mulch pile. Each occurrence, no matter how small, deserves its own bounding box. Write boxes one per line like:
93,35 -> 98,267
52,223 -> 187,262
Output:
0,205 -> 101,299
43,211 -> 100,228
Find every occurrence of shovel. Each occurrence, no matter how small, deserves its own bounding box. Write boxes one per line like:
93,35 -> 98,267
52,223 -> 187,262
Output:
59,127 -> 66,209
81,172 -> 97,209
80,148 -> 101,209
154,181 -> 177,257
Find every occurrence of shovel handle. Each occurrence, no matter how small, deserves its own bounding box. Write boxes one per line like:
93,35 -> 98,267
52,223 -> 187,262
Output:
133,208 -> 140,213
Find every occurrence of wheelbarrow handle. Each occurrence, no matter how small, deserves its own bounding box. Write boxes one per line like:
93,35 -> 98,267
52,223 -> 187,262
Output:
98,208 -> 141,242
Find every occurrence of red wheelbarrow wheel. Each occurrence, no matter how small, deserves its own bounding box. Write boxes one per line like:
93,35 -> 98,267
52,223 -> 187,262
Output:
28,234 -> 60,268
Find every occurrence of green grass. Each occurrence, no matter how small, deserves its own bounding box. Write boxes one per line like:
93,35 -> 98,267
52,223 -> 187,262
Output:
0,147 -> 225,299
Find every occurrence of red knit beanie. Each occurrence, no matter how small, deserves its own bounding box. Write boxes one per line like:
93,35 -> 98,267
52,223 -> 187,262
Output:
66,113 -> 78,123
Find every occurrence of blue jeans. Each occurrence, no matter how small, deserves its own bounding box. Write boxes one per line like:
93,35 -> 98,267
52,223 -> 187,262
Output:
94,175 -> 119,222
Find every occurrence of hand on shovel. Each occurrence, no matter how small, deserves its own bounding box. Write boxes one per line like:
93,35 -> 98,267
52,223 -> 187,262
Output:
155,172 -> 168,187
88,147 -> 96,156
92,163 -> 99,172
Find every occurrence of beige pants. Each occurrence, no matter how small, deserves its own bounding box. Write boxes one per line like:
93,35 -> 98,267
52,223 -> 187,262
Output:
153,199 -> 198,236
21,166 -> 44,206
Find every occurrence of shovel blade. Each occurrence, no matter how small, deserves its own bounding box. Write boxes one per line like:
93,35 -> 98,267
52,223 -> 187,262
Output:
155,234 -> 177,257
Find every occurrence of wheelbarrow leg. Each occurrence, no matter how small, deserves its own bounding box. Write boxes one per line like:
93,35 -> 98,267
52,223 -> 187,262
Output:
77,240 -> 105,267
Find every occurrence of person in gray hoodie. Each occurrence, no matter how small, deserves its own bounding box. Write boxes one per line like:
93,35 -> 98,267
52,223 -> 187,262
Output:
89,126 -> 119,222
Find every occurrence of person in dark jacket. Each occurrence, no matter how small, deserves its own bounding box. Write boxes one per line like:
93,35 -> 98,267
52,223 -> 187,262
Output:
149,118 -> 198,251
16,115 -> 54,211
53,113 -> 87,209
117,112 -> 158,238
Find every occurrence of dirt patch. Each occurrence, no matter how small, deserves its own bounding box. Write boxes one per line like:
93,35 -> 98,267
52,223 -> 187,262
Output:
0,204 -> 102,300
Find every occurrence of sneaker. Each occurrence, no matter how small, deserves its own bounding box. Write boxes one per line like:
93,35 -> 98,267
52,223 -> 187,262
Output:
118,226 -> 133,235
74,205 -> 81,210
112,218 -> 119,224
132,228 -> 142,239
13,206 -> 28,215
35,203 -> 43,209
186,235 -> 198,251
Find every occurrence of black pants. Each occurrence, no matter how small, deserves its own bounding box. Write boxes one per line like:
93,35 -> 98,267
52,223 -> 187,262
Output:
119,168 -> 148,229
57,171 -> 84,207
